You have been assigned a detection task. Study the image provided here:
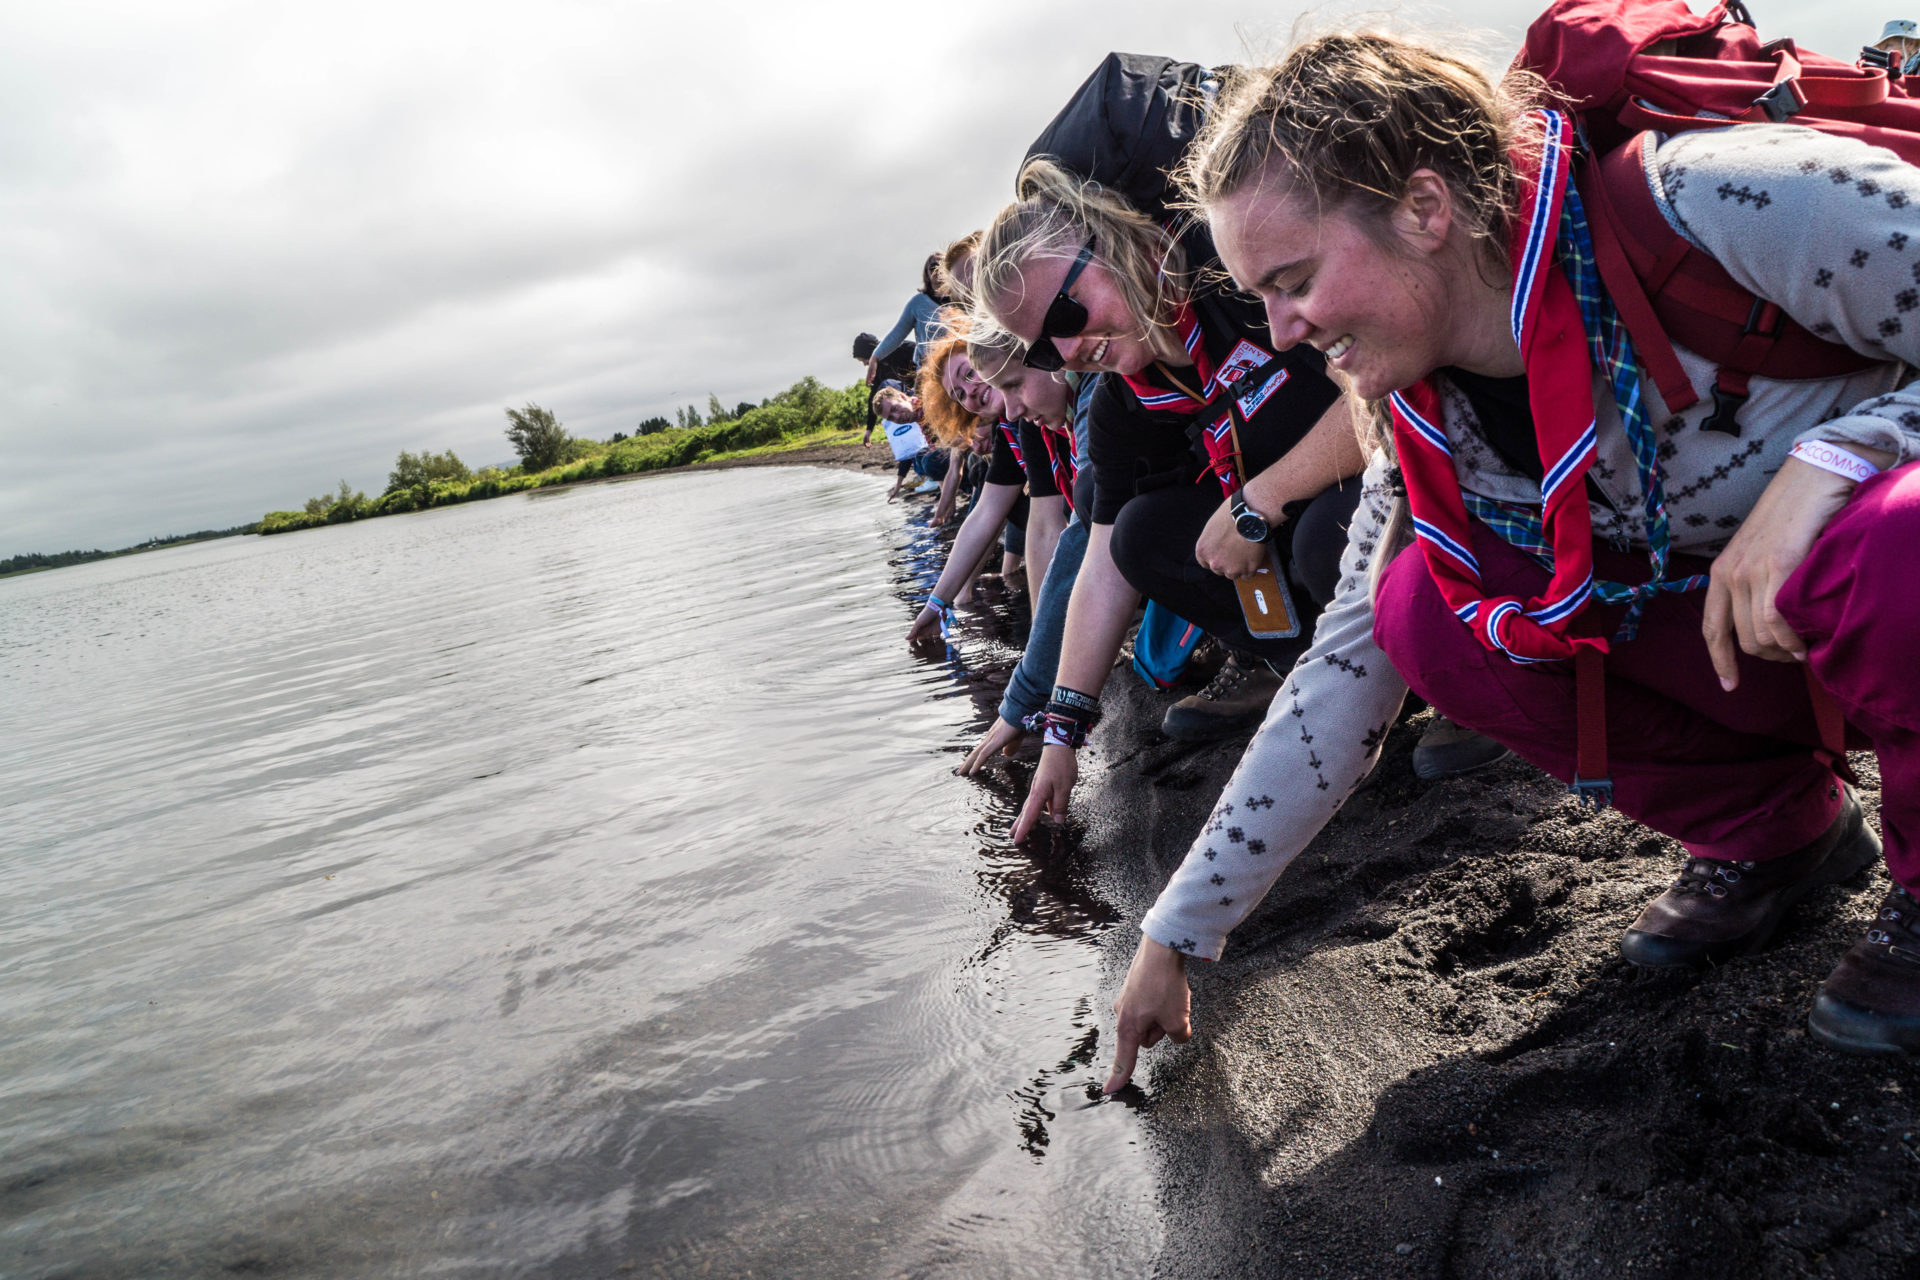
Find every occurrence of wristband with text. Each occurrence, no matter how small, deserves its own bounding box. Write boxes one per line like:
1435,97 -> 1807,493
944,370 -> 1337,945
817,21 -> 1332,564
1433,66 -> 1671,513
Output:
1048,685 -> 1101,714
1789,440 -> 1880,485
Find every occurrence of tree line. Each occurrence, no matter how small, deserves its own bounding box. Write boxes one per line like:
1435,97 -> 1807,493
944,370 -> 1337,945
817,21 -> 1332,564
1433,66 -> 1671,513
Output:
259,376 -> 865,536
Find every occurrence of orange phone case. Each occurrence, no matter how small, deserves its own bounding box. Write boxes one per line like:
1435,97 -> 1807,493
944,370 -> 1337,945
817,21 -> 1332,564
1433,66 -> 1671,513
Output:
1234,546 -> 1301,639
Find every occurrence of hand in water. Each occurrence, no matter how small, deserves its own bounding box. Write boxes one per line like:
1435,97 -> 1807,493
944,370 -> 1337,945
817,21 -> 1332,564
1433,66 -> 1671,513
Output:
957,717 -> 1027,776
1012,744 -> 1077,842
1104,934 -> 1192,1094
906,605 -> 943,644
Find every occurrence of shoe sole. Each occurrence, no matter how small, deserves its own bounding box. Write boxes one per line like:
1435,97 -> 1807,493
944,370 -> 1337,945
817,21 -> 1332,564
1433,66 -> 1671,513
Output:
1807,992 -> 1920,1056
1620,799 -> 1882,970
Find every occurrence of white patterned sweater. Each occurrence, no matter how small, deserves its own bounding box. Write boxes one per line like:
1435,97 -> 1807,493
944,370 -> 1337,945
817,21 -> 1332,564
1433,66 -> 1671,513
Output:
1141,123 -> 1919,962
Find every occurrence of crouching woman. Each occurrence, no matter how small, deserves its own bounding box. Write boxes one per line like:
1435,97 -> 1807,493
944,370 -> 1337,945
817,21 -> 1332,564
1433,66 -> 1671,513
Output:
1177,33 -> 1920,1054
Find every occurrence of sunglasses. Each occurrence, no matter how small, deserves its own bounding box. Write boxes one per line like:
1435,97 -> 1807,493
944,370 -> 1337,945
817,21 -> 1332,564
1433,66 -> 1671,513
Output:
1021,238 -> 1096,372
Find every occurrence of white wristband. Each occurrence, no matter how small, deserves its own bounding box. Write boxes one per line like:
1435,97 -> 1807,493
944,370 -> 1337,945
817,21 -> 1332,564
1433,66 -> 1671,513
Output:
1789,441 -> 1879,485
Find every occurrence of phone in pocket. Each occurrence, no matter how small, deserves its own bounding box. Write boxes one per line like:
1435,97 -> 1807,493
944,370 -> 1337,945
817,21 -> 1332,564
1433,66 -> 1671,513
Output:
1234,544 -> 1301,640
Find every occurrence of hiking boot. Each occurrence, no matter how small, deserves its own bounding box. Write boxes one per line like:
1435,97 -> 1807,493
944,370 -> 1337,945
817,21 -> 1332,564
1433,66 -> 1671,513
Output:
1411,714 -> 1511,780
1160,652 -> 1283,742
1809,884 -> 1920,1056
1619,789 -> 1880,969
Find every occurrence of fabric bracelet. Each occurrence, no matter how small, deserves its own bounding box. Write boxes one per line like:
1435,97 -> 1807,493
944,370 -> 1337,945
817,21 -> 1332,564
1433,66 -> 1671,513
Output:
1022,701 -> 1100,750
1789,441 -> 1879,485
927,593 -> 953,640
1047,685 -> 1100,714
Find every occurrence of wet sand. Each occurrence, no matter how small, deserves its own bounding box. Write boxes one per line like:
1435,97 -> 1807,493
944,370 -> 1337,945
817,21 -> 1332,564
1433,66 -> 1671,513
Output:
776,450 -> 1919,1275
1074,661 -> 1917,1279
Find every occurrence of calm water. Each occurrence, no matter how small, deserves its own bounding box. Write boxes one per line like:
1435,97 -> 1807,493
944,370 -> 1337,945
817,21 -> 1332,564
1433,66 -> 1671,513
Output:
0,468 -> 1159,1279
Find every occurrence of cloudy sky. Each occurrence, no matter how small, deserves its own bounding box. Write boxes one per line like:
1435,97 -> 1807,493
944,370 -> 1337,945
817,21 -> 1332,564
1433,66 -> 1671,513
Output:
1,0 -> 1860,552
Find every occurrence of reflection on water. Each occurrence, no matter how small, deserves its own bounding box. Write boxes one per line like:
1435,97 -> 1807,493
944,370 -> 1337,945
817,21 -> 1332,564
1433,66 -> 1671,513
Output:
0,468 -> 1159,1278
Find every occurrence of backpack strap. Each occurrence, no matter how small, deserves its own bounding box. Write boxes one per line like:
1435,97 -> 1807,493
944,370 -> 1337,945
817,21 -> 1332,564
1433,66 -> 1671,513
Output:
1580,133 -> 1880,429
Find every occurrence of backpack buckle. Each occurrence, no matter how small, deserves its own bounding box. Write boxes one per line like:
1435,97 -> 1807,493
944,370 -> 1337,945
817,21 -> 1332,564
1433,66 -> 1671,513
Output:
1570,776 -> 1615,810
1703,383 -> 1748,436
1723,0 -> 1754,27
1754,79 -> 1804,123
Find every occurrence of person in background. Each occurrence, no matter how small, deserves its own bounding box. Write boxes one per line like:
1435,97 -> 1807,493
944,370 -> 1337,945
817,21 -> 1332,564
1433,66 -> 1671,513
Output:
867,254 -> 954,383
856,331 -> 916,434
905,325 -> 1066,636
869,386 -> 938,501
956,341 -> 1102,774
971,156 -> 1368,817
942,231 -> 983,306
1873,19 -> 1920,74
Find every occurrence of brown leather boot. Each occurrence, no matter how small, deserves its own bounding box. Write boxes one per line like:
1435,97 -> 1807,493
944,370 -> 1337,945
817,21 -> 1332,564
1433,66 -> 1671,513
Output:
1160,652 -> 1283,742
1808,884 -> 1920,1055
1619,790 -> 1880,969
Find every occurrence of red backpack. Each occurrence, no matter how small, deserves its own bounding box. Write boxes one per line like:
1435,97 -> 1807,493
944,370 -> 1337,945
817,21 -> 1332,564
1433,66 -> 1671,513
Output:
1517,0 -> 1920,434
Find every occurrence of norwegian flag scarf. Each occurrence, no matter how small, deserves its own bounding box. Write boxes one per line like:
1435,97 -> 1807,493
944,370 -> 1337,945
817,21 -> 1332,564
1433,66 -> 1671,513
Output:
1388,110 -> 1607,666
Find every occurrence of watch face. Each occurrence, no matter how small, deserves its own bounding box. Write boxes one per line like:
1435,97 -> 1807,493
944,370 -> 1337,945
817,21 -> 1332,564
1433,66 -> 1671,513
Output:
1234,511 -> 1268,542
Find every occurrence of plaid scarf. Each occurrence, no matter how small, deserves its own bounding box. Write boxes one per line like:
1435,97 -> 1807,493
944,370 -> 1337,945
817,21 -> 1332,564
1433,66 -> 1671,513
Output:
1390,109 -> 1705,664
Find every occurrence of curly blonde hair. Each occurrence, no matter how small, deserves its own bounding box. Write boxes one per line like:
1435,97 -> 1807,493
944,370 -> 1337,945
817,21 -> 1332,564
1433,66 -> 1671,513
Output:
972,158 -> 1191,365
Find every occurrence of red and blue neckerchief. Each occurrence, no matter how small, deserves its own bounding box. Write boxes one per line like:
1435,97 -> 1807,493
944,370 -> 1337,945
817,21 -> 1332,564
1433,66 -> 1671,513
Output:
1037,422 -> 1078,513
1391,108 -> 1705,666
1390,109 -> 1710,806
996,419 -> 1024,471
1389,109 -> 1608,666
1121,305 -> 1258,499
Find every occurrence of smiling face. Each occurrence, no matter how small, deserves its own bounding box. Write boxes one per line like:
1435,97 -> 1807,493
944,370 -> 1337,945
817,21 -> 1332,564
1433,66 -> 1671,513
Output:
939,351 -> 1005,420
980,360 -> 1072,430
985,245 -> 1160,377
1209,166 -> 1457,401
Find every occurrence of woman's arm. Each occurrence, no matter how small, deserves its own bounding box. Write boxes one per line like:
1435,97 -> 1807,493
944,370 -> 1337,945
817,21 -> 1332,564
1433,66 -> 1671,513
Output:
1011,521 -> 1142,841
1107,454 -> 1407,1089
1023,495 -> 1067,600
874,296 -> 922,362
930,448 -> 964,524
1196,395 -> 1366,578
906,481 -> 1021,642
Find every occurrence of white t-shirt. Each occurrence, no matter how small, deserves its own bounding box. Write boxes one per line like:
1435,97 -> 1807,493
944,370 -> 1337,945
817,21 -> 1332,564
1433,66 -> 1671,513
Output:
882,418 -> 927,460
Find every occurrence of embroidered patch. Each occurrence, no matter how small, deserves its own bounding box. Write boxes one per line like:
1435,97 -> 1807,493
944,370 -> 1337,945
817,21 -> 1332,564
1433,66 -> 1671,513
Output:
1216,338 -> 1274,389
1236,367 -> 1291,418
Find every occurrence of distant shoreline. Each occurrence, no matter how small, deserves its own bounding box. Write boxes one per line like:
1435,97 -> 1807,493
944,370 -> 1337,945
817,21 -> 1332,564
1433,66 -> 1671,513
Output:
1,431 -> 895,582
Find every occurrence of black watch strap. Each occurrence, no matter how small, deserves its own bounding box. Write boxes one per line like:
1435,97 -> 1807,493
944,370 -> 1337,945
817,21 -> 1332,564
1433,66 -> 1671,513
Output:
1230,492 -> 1271,543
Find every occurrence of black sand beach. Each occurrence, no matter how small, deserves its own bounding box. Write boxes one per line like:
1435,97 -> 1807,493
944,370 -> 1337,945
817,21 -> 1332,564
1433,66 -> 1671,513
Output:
752,451 -> 1919,1276
1081,661 -> 1917,1278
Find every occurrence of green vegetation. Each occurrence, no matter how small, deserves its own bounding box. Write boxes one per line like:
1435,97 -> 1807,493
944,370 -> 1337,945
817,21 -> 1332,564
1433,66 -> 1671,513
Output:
1,525 -> 257,579
256,377 -> 867,537
388,449 -> 472,492
504,404 -> 570,472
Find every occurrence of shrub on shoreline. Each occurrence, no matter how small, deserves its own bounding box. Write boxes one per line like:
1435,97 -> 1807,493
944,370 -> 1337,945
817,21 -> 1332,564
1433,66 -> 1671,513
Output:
256,378 -> 865,536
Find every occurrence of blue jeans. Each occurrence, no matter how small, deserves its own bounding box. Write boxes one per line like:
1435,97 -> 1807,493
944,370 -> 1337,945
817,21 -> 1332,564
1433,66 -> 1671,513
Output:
998,511 -> 1090,728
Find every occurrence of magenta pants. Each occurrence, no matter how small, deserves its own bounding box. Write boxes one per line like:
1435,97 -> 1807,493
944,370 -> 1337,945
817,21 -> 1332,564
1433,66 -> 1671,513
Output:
1374,463 -> 1920,887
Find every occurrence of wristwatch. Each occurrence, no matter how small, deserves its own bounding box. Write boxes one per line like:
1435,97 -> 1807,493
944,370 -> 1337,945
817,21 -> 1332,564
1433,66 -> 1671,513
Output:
1229,491 -> 1272,543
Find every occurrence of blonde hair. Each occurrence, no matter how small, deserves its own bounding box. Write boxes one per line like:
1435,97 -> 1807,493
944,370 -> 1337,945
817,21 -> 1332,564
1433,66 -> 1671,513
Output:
965,325 -> 1024,388
972,158 -> 1191,363
1177,31 -> 1545,468
872,385 -> 914,416
941,230 -> 983,304
1176,34 -> 1546,283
